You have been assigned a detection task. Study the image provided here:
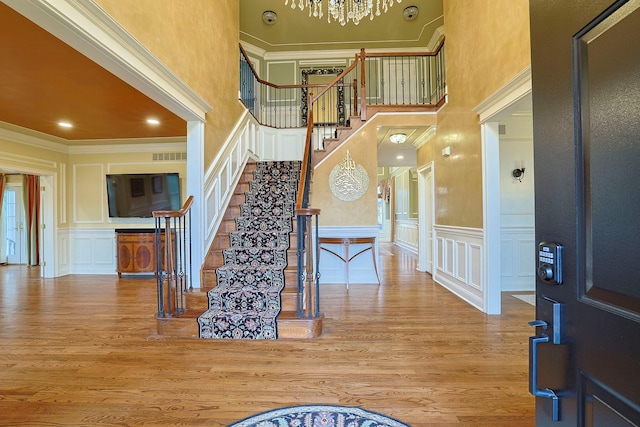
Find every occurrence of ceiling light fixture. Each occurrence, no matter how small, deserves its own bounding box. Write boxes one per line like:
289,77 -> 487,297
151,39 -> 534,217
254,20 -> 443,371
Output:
146,118 -> 160,125
262,10 -> 278,25
389,133 -> 407,144
285,0 -> 403,26
403,5 -> 418,21
58,121 -> 73,128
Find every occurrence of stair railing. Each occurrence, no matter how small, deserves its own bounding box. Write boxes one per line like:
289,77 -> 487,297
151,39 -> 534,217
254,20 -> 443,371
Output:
153,196 -> 193,318
295,107 -> 321,319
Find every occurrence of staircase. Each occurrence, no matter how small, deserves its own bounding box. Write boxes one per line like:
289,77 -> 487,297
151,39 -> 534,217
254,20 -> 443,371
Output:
156,161 -> 322,339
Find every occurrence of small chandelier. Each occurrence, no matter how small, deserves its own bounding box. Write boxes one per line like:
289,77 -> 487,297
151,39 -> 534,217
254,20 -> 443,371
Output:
285,0 -> 403,26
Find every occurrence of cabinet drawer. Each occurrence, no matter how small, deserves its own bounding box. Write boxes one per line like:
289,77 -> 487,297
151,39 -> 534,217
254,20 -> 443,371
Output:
117,234 -> 156,243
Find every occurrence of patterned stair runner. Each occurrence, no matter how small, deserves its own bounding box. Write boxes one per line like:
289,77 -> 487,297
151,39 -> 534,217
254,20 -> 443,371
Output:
198,161 -> 300,339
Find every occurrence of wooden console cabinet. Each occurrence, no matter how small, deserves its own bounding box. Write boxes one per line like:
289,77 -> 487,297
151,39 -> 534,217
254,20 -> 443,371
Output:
115,229 -> 159,277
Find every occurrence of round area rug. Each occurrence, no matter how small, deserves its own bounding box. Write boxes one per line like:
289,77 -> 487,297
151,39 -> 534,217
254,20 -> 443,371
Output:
228,404 -> 411,427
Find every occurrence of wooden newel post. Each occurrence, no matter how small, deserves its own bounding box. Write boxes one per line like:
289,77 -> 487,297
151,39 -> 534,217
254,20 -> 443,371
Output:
360,48 -> 367,121
352,79 -> 358,117
296,207 -> 321,318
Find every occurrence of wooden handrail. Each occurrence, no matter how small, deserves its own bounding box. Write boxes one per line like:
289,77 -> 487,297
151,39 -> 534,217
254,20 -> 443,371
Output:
296,109 -> 315,210
310,60 -> 359,103
152,195 -> 194,218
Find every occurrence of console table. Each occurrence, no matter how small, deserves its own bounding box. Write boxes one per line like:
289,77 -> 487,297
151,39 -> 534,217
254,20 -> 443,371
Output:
318,236 -> 380,288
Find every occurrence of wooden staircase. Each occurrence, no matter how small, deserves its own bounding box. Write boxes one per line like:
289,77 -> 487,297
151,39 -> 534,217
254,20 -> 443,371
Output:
156,161 -> 323,339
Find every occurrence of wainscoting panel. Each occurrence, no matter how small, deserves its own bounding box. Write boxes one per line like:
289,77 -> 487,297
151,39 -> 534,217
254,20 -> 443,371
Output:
204,114 -> 305,255
433,225 -> 484,311
63,228 -> 117,274
445,239 -> 455,276
394,219 -> 418,254
260,127 -> 306,161
317,226 -> 381,285
500,225 -> 535,291
455,241 -> 468,282
203,115 -> 259,251
57,229 -> 71,276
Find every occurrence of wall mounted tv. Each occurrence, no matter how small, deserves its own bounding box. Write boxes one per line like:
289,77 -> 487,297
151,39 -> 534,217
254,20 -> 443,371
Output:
106,173 -> 181,218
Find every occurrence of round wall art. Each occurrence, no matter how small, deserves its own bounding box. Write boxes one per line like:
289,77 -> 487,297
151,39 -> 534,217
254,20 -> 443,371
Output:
329,150 -> 369,201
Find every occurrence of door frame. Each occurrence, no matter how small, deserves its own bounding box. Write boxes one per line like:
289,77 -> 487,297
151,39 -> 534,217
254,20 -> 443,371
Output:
3,183 -> 25,265
417,162 -> 435,273
0,168 -> 57,277
474,66 -> 532,314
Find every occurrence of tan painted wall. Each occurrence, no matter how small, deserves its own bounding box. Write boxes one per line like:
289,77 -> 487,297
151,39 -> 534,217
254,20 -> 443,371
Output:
311,132 -> 378,226
95,0 -> 244,167
417,0 -> 531,228
313,113 -> 437,226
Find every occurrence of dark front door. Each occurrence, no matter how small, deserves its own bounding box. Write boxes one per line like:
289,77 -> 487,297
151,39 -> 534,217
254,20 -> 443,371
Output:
530,0 -> 640,425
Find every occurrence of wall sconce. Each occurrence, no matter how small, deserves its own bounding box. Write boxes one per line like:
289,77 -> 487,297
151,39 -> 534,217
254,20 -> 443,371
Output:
512,161 -> 526,182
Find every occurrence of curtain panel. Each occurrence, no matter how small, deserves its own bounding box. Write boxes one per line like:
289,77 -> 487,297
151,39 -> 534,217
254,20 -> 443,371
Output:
0,173 -> 5,264
23,175 -> 40,266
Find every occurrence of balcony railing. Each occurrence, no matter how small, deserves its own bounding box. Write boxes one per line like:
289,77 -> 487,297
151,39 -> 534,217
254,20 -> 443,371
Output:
240,40 -> 446,129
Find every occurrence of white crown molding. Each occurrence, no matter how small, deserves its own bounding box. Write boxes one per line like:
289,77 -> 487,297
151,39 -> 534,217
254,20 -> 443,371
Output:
240,41 -> 267,59
413,126 -> 437,150
3,0 -> 211,122
0,121 -> 186,155
427,25 -> 445,51
473,66 -> 532,123
240,40 -> 432,62
0,123 -> 69,154
68,140 -> 187,155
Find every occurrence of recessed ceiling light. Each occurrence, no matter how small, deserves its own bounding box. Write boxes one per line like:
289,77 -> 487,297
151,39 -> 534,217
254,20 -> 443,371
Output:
146,118 -> 160,125
58,121 -> 73,128
397,155 -> 405,160
390,133 -> 407,144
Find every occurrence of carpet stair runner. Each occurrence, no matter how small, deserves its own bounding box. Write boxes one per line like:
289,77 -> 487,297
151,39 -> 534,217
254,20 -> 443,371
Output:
197,161 -> 300,339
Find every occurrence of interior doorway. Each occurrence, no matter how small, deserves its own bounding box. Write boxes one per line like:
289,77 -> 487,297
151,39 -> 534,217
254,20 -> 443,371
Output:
0,171 -> 55,277
418,162 -> 434,273
475,67 -> 532,314
3,183 -> 26,264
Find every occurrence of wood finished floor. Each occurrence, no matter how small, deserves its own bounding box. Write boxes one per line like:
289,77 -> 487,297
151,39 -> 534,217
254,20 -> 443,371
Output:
0,244 -> 535,426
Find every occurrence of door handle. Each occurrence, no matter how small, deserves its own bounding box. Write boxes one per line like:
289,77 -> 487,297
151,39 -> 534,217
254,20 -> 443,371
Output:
529,331 -> 560,421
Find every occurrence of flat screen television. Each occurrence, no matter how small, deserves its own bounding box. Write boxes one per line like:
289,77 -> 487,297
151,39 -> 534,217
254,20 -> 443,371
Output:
106,173 -> 181,218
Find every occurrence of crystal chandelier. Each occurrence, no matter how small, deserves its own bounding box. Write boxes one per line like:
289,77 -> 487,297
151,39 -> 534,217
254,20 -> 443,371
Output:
284,0 -> 403,26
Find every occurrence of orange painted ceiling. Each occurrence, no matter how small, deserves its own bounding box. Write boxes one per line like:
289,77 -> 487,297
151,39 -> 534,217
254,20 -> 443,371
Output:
0,3 -> 186,142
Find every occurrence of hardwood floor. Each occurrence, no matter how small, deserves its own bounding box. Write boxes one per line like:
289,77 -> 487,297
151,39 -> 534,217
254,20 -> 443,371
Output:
0,245 -> 535,426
